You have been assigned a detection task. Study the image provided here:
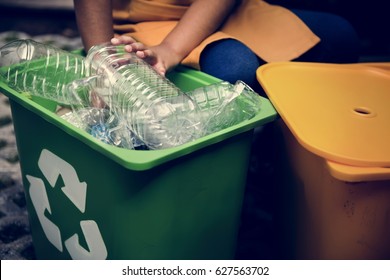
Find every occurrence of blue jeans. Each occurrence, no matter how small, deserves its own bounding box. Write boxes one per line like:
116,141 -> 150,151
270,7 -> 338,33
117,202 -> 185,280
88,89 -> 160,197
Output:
199,9 -> 360,92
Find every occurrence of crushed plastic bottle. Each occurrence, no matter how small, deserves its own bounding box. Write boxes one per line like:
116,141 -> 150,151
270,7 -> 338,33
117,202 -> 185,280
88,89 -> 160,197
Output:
188,80 -> 262,136
63,74 -> 142,149
0,39 -> 87,105
60,107 -> 134,149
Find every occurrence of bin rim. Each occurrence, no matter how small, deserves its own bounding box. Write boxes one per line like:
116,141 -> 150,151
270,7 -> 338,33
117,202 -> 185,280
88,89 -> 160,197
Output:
1,66 -> 277,171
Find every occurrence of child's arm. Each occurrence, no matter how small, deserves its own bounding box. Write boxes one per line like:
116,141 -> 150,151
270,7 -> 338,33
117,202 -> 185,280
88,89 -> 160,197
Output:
114,0 -> 237,75
73,0 -> 115,52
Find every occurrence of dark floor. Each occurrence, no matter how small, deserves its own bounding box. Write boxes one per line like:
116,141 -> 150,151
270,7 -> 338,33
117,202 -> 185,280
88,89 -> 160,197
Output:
0,6 -> 79,37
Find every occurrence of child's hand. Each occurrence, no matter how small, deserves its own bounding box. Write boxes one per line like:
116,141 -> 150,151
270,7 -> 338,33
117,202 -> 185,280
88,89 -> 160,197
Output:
111,36 -> 167,76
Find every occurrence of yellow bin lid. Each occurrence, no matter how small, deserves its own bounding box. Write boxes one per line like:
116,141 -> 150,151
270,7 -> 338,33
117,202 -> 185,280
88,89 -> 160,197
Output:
257,62 -> 390,181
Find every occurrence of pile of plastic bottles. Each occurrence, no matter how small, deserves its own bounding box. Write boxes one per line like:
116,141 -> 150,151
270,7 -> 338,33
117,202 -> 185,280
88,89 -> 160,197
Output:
0,39 -> 262,150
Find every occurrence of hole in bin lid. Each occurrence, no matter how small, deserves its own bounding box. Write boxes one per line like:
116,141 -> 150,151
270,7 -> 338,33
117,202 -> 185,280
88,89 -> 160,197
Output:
256,62 -> 390,169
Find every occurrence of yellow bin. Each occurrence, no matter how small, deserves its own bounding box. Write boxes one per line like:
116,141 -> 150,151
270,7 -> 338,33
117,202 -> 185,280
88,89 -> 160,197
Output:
257,62 -> 390,259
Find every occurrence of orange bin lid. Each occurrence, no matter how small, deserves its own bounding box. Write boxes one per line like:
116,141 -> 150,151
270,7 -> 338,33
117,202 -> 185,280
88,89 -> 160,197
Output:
257,62 -> 390,181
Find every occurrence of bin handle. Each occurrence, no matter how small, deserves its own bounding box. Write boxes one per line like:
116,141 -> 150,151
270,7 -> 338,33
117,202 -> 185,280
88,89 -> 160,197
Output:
326,160 -> 390,182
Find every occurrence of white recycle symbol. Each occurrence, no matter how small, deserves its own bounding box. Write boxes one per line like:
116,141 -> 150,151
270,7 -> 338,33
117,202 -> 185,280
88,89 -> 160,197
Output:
26,149 -> 108,259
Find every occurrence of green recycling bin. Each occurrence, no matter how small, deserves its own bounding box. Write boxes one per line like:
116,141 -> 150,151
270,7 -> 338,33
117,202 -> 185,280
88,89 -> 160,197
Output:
0,64 -> 277,260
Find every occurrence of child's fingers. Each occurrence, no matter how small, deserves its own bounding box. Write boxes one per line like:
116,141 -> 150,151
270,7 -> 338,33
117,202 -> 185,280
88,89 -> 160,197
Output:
135,50 -> 146,58
124,42 -> 147,53
111,35 -> 137,45
136,49 -> 153,58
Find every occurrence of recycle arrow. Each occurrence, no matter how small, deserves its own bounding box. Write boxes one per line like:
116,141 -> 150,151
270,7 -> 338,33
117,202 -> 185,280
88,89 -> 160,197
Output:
38,149 -> 87,213
65,220 -> 108,260
27,175 -> 63,252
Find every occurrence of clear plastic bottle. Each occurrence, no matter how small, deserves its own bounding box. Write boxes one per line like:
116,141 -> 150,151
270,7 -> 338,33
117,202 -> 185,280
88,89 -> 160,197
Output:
0,39 -> 86,105
61,107 -> 135,149
85,43 -> 203,150
188,80 -> 262,136
63,75 -> 135,149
